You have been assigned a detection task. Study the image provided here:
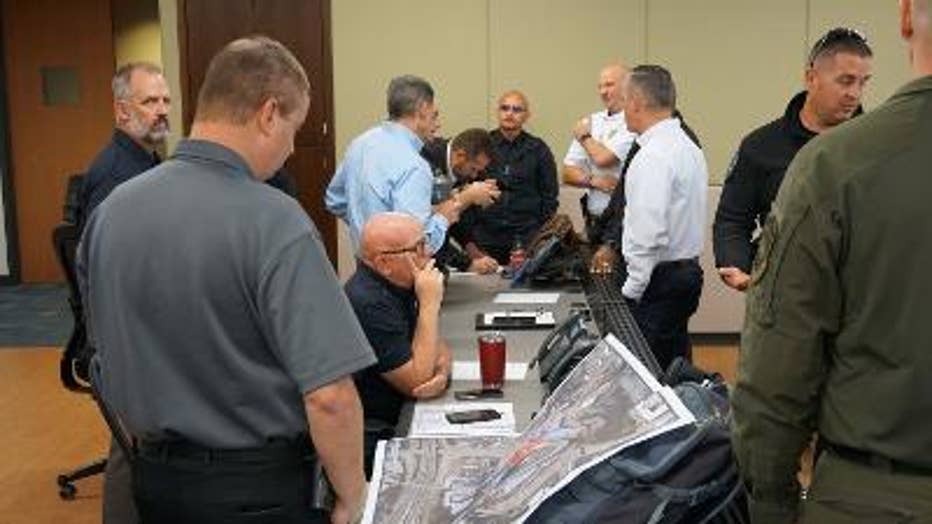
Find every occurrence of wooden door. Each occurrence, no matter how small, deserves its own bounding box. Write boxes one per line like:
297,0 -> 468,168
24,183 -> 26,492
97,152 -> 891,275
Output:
1,0 -> 115,282
178,0 -> 337,263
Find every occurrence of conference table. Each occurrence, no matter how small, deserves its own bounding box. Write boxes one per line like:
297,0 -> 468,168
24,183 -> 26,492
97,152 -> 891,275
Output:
398,271 -> 587,432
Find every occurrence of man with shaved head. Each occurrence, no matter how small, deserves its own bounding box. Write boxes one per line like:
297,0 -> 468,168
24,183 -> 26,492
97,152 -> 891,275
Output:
466,90 -> 558,264
562,63 -> 637,243
344,213 -> 452,477
733,2 -> 932,522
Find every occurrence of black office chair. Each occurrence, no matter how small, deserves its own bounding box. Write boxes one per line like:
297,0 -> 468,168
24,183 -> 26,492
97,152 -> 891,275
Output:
52,175 -> 107,499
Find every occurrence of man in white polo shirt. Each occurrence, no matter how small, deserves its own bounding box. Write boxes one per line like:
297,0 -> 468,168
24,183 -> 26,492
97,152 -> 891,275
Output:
562,62 -> 637,243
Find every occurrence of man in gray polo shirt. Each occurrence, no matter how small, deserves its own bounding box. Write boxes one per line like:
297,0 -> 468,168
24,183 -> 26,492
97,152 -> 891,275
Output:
79,37 -> 374,524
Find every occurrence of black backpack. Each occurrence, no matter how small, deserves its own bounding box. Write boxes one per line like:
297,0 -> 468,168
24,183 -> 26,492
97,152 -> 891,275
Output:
526,361 -> 748,524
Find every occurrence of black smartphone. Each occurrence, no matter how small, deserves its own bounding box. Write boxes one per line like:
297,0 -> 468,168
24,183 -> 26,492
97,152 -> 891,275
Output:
454,388 -> 504,401
445,409 -> 502,424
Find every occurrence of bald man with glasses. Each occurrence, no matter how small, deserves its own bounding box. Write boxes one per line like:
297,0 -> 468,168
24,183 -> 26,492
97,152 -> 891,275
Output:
343,213 -> 452,477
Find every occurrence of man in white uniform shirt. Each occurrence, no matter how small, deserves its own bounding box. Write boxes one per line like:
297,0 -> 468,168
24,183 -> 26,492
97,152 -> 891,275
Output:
620,64 -> 707,371
562,63 -> 637,243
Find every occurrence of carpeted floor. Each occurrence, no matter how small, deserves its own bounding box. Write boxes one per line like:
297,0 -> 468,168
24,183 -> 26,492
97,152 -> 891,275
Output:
0,284 -> 71,347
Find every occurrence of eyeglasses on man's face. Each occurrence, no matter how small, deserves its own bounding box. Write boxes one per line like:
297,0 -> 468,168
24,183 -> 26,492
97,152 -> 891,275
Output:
379,237 -> 427,256
499,104 -> 526,114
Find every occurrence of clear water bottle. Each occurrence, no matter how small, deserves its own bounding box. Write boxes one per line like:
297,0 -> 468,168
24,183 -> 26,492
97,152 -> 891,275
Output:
509,238 -> 526,273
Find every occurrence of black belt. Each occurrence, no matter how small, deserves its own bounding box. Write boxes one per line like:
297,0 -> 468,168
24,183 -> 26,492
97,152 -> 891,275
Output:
823,440 -> 932,477
137,436 -> 313,464
657,257 -> 700,269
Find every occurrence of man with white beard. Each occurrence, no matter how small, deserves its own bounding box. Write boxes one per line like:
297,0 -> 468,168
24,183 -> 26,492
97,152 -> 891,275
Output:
80,62 -> 171,224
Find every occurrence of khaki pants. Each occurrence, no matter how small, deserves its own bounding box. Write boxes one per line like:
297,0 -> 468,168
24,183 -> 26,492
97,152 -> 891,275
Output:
801,449 -> 932,523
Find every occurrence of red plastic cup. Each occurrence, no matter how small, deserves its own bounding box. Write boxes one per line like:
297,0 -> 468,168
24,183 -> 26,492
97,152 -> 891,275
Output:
478,332 -> 506,390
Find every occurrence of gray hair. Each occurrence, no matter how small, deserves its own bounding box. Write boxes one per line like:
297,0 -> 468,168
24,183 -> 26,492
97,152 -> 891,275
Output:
628,65 -> 676,111
387,75 -> 434,120
112,62 -> 162,101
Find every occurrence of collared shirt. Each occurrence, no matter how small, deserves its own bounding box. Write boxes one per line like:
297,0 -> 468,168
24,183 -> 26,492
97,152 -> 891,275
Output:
733,74 -> 932,523
471,129 -> 559,262
344,262 -> 419,427
622,117 -> 708,300
563,110 -> 636,215
78,139 -> 375,448
421,137 -> 456,204
80,129 -> 160,224
326,122 -> 449,253
712,91 -> 820,272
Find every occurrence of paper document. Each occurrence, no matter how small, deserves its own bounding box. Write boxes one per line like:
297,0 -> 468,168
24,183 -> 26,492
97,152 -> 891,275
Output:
409,402 -> 517,437
493,292 -> 560,304
452,361 -> 528,381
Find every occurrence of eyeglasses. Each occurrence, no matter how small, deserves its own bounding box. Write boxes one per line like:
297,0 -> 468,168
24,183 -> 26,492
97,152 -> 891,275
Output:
499,104 -> 526,113
379,237 -> 427,256
808,27 -> 869,65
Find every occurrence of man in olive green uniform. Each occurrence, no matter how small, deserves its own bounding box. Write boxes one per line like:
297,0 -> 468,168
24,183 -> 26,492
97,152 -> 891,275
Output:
733,2 -> 932,522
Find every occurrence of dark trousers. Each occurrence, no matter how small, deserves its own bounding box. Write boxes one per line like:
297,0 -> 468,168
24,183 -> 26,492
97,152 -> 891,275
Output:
104,438 -> 138,524
629,259 -> 703,372
801,448 -> 932,523
133,439 -> 329,524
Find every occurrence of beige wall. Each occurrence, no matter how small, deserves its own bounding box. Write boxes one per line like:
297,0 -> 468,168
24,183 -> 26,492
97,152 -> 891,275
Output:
332,0 -> 911,280
158,0 -> 183,154
113,0 -> 162,68
333,1 -> 908,182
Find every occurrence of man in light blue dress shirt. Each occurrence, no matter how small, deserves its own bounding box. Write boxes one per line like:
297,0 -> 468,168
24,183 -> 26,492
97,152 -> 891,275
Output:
326,75 -> 461,254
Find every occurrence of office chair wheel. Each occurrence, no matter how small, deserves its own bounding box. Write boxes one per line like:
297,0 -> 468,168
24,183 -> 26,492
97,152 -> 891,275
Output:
57,476 -> 77,500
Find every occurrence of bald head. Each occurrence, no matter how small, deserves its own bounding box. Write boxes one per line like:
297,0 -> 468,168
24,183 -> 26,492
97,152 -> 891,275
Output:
599,62 -> 628,113
498,90 -> 529,111
497,90 -> 531,137
600,62 -> 627,80
360,213 -> 423,262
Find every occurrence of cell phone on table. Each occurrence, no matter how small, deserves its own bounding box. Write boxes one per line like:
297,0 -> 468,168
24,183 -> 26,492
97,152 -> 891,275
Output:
445,409 -> 502,424
454,388 -> 504,401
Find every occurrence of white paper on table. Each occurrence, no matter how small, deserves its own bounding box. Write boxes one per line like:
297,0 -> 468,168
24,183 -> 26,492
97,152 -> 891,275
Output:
452,360 -> 528,381
493,292 -> 560,304
408,401 -> 517,437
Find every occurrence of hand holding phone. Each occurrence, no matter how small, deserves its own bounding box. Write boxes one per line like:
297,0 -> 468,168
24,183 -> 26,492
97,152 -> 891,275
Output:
445,409 -> 502,424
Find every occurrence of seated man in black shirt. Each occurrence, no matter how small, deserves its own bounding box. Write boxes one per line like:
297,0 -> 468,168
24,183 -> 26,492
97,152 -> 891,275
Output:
344,213 -> 452,476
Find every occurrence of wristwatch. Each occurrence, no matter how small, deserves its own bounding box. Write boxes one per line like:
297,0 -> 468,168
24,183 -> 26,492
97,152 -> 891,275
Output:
578,133 -> 592,142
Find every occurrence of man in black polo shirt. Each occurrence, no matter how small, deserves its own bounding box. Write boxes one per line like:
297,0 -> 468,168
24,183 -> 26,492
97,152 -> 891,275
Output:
713,28 -> 872,291
344,213 -> 452,477
80,62 -> 170,225
468,90 -> 559,264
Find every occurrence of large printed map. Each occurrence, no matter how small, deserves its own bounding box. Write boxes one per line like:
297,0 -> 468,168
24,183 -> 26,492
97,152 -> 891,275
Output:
363,335 -> 694,523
